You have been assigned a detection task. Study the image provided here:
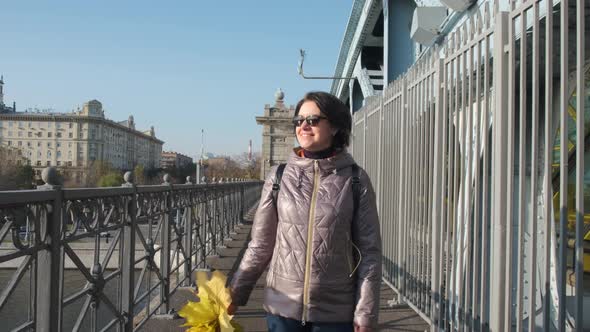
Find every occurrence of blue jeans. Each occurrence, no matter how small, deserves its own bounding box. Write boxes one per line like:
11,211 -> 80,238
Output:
266,314 -> 354,332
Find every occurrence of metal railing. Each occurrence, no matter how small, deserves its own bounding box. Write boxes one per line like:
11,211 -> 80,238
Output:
0,168 -> 263,331
352,0 -> 588,330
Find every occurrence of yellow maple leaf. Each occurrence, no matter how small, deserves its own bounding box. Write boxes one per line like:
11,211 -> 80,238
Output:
179,270 -> 243,332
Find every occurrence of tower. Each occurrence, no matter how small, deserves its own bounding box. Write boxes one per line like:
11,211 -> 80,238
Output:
0,75 -> 4,106
256,89 -> 296,179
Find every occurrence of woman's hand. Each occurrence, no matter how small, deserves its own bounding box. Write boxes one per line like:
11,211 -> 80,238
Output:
354,324 -> 371,332
227,303 -> 237,315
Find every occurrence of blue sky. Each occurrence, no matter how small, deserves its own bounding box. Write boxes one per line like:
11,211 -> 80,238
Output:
0,1 -> 352,158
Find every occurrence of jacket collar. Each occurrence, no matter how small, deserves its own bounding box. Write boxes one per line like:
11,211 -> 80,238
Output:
289,147 -> 356,173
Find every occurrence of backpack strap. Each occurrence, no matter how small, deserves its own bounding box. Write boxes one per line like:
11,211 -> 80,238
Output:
351,164 -> 361,218
271,163 -> 287,206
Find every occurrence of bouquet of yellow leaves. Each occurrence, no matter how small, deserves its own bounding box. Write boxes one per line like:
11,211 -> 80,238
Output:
179,270 -> 243,332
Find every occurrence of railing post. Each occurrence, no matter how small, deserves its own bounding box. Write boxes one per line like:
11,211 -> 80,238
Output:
121,171 -> 136,331
183,177 -> 193,286
490,11 -> 510,332
160,174 -> 172,314
36,167 -> 64,332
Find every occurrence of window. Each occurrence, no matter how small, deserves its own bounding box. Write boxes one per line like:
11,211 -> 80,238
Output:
69,133 -> 73,138
56,123 -> 61,129
8,121 -> 13,127
47,151 -> 51,158
56,132 -> 62,138
68,151 -> 72,158
57,161 -> 61,166
48,132 -> 52,138
47,122 -> 52,128
69,122 -> 73,129
18,121 -> 23,127
37,142 -> 41,147
46,161 -> 51,166
68,142 -> 72,147
57,143 -> 61,148
36,161 -> 41,166
7,131 -> 12,136
18,141 -> 22,146
27,142 -> 31,147
28,132 -> 32,137
18,131 -> 22,137
37,152 -> 41,158
57,151 -> 61,158
28,122 -> 32,128
47,142 -> 51,148
67,161 -> 72,167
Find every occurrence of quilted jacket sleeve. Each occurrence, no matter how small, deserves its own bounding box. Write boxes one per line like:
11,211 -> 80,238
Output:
352,169 -> 382,328
229,168 -> 278,306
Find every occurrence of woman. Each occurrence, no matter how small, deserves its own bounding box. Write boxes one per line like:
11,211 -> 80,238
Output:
229,91 -> 381,332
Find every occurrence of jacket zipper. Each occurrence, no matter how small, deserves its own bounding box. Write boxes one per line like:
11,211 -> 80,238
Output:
302,160 -> 320,326
345,232 -> 354,274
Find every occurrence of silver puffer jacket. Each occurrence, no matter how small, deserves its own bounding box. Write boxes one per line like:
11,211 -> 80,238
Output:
229,149 -> 382,328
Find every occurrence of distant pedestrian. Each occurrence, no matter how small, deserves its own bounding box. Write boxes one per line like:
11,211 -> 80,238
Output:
229,91 -> 382,332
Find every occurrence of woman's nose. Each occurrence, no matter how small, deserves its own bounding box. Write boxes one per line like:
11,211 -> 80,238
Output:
300,121 -> 312,130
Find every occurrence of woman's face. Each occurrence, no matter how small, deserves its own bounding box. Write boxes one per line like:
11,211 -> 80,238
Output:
295,101 -> 334,152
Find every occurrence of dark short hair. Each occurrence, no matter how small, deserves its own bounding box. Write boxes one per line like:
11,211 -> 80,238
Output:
295,91 -> 352,149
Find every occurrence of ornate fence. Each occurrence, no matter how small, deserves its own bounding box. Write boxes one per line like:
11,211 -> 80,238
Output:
0,168 -> 263,331
352,0 -> 588,330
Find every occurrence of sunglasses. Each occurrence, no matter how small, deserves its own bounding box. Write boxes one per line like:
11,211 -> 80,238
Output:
292,115 -> 328,127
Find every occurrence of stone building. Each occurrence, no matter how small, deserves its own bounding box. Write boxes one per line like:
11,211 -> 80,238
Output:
0,98 -> 163,182
256,89 -> 296,180
161,151 -> 193,169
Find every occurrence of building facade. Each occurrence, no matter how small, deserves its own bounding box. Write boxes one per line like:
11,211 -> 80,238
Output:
256,89 -> 296,180
0,99 -> 163,180
161,151 -> 193,169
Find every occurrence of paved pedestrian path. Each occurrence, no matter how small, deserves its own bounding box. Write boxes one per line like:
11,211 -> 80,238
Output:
141,205 -> 430,331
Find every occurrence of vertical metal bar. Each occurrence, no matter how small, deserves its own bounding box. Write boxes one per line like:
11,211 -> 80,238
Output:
121,184 -> 136,331
543,1 -> 554,329
516,8 -> 528,332
458,36 -> 468,331
466,35 -> 476,332
472,32 -> 483,332
480,22 -> 492,331
426,66 -> 434,315
451,44 -> 462,331
418,69 -> 425,309
160,189 -> 172,314
406,70 -> 416,302
445,50 -> 456,330
490,11 -> 510,332
35,185 -> 63,332
505,9 -> 518,331
430,57 -> 446,330
417,68 -> 425,310
398,78 -> 408,296
527,2 -> 540,331
574,0 -> 585,329
183,192 -> 193,286
558,0 -> 569,328
425,68 -> 432,313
